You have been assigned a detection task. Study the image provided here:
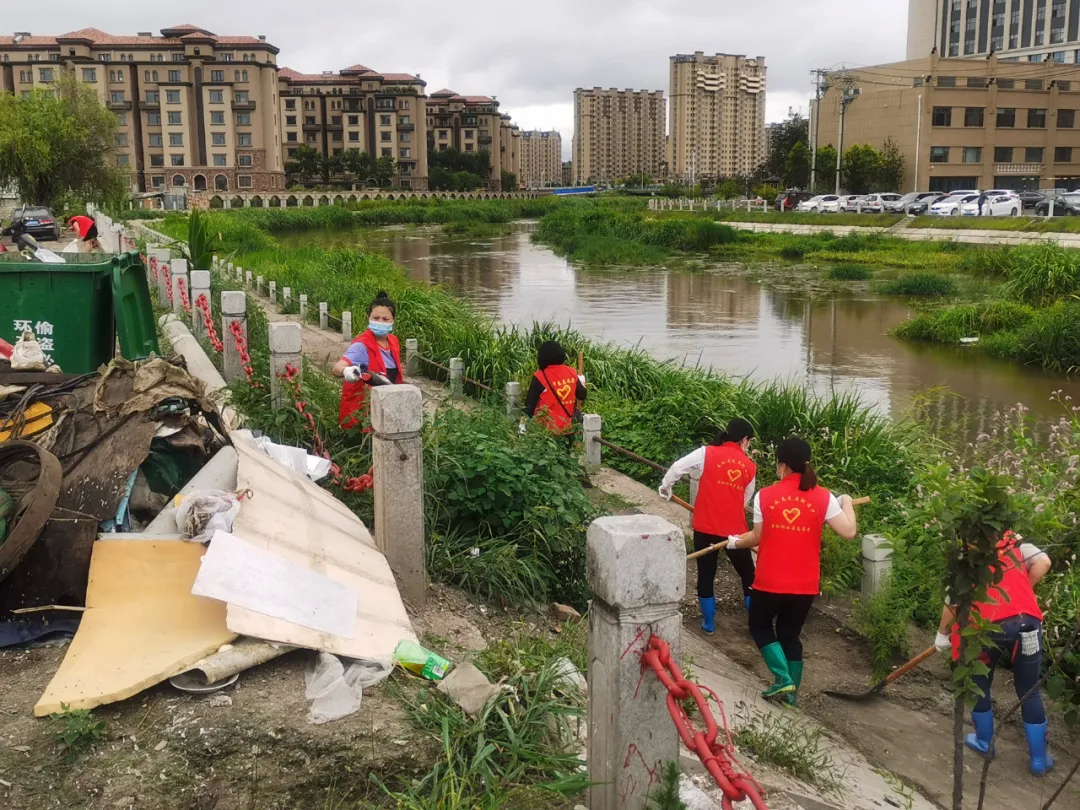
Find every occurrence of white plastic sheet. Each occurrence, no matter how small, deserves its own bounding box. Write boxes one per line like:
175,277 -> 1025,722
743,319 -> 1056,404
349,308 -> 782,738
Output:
175,490 -> 241,544
304,652 -> 392,724
252,436 -> 332,482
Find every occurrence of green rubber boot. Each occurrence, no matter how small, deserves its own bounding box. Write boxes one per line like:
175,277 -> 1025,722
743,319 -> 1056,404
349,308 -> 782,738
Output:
760,642 -> 796,700
784,659 -> 804,707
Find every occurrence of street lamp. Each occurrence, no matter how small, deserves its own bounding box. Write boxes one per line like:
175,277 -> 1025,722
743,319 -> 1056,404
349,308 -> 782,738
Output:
835,86 -> 860,195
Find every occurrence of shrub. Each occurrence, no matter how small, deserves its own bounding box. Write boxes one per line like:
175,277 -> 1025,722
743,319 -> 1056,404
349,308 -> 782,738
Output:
825,263 -> 872,281
1001,241 -> 1080,306
1014,301 -> 1080,372
892,301 -> 1034,344
878,272 -> 957,297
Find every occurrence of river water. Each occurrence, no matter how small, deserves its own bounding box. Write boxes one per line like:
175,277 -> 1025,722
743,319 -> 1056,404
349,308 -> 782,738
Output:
282,223 -> 1080,438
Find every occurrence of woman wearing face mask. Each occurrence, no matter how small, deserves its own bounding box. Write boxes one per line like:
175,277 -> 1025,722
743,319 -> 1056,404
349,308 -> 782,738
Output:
727,437 -> 857,704
658,418 -> 757,634
333,291 -> 402,429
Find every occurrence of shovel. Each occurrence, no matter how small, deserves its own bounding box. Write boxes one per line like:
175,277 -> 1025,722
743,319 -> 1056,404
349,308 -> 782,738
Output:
824,644 -> 937,702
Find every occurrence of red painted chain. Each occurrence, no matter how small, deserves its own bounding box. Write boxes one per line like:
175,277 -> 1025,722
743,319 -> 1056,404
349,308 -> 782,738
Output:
177,276 -> 192,315
163,263 -> 174,305
279,363 -> 373,494
228,320 -> 258,384
194,293 -> 224,353
143,254 -> 155,281
642,636 -> 769,810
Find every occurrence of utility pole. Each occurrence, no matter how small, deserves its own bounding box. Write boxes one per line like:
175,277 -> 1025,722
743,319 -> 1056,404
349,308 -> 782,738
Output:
809,69 -> 828,192
834,74 -> 860,195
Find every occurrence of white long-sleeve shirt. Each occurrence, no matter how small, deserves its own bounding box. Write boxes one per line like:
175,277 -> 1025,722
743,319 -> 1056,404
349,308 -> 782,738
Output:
662,447 -> 756,507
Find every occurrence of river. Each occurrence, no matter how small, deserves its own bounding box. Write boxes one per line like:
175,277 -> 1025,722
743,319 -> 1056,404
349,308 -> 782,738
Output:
280,222 -> 1080,439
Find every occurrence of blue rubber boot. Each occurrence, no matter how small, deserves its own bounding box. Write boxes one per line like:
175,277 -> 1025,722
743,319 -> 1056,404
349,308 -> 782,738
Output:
699,597 -> 716,635
1025,722 -> 1055,775
744,595 -> 751,612
965,710 -> 995,757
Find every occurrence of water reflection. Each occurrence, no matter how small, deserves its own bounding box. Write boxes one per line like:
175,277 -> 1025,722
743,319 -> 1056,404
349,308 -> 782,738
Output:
279,224 -> 1080,435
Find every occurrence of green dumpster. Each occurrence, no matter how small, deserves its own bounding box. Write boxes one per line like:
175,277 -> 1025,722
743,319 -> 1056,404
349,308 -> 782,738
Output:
0,250 -> 159,373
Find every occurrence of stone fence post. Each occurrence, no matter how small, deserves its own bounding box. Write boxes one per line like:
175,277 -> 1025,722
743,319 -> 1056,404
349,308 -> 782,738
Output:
342,311 -> 353,340
283,287 -> 292,309
861,534 -> 893,600
268,322 -> 302,411
505,381 -> 521,417
151,248 -> 171,302
245,270 -> 253,291
405,339 -> 419,376
170,259 -> 189,317
268,280 -> 277,304
190,270 -> 211,341
587,515 -> 685,810
221,291 -> 247,383
371,385 -> 426,607
319,302 -> 329,330
582,414 -> 602,470
449,357 -> 463,396
256,275 -> 265,297
299,294 -> 308,322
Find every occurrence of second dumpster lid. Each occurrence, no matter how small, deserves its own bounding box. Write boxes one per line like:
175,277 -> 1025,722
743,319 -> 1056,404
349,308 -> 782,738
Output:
111,256 -> 159,362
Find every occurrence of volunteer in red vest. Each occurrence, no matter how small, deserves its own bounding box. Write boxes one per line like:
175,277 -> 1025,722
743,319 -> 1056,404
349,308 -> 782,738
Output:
727,438 -> 856,703
332,291 -> 403,429
658,418 -> 757,634
933,531 -> 1054,775
68,215 -> 98,250
523,341 -> 586,434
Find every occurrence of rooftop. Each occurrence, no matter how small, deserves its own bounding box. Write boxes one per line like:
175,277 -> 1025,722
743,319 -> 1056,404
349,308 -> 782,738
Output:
279,66 -> 424,86
0,25 -> 276,50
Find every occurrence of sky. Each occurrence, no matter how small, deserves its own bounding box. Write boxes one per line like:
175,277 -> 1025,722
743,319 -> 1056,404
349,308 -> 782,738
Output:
8,1 -> 910,160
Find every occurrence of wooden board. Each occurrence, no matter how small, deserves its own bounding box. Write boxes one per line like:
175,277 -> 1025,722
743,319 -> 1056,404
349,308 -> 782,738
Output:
34,540 -> 236,716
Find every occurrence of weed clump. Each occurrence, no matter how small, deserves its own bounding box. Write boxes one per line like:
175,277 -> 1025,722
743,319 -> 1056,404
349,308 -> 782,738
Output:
825,264 -> 872,281
878,273 -> 957,297
49,705 -> 106,761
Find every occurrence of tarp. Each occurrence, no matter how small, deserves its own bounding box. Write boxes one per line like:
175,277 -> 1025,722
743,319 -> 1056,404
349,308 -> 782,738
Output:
34,540 -> 236,716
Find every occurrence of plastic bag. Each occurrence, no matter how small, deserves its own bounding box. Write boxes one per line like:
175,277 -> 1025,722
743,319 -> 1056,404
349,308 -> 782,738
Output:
304,652 -> 392,724
252,436 -> 331,482
10,331 -> 46,372
174,489 -> 242,544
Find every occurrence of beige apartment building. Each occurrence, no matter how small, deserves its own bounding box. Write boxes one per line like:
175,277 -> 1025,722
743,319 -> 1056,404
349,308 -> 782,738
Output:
668,52 -> 767,181
572,88 -> 666,185
278,65 -> 428,190
426,89 -> 509,189
0,25 -> 286,194
500,114 -> 522,186
813,56 -> 1080,192
520,130 -> 563,187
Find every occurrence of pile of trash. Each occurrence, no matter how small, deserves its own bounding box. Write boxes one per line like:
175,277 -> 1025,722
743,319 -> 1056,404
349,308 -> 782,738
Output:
0,352 -> 430,725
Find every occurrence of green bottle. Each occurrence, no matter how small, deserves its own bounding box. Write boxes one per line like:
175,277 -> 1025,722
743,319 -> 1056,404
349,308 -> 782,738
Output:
394,639 -> 451,681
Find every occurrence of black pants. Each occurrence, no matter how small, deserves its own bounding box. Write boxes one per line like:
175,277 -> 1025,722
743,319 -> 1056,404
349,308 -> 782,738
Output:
694,531 -> 755,599
749,590 -> 815,662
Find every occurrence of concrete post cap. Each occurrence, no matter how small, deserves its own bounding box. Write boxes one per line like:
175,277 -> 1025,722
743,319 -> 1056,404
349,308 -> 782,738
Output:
268,321 -> 303,353
190,270 -> 211,287
371,385 -> 423,434
587,515 -> 686,609
861,533 -> 894,562
221,291 -> 246,315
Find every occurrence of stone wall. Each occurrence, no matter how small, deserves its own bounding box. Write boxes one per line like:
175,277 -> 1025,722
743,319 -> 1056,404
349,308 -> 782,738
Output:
187,189 -> 550,210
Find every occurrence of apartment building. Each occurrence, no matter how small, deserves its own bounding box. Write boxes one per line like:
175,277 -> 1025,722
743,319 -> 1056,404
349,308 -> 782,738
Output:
426,89 -> 508,189
908,0 -> 1080,63
520,130 -> 563,187
572,88 -> 666,185
812,56 -> 1080,192
0,25 -> 286,194
278,65 -> 427,190
668,52 -> 767,181
500,114 -> 522,185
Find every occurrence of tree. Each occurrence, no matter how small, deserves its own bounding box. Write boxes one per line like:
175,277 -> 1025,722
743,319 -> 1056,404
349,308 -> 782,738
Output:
814,145 -> 837,192
321,152 -> 343,183
841,144 -> 882,194
716,179 -> 740,199
373,155 -> 396,188
428,148 -> 489,191
286,145 -> 322,185
500,170 -> 517,192
877,137 -> 905,192
784,141 -> 811,189
0,73 -> 127,208
341,149 -> 375,186
763,113 -> 808,180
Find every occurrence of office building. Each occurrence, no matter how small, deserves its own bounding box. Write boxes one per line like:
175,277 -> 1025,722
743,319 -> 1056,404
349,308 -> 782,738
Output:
278,64 -> 428,190
0,25 -> 286,193
572,87 -> 666,185
812,55 -> 1080,192
521,130 -> 562,187
908,0 -> 1080,63
668,52 -> 767,181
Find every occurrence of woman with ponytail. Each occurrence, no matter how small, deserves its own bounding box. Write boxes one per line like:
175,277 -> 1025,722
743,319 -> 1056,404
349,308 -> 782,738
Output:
333,291 -> 403,429
659,418 -> 758,635
726,437 -> 857,704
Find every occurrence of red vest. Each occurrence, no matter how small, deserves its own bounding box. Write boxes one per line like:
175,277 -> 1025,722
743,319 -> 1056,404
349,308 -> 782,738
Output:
338,330 -> 403,429
693,443 -> 756,536
533,365 -> 578,432
950,534 -> 1043,657
753,473 -> 833,595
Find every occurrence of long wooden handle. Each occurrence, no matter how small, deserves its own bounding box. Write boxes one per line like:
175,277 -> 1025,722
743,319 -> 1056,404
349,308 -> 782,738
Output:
577,351 -> 584,375
676,494 -> 869,516
883,645 -> 937,685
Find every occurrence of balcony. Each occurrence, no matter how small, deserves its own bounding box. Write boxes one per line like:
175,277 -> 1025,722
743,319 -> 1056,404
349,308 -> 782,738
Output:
107,99 -> 132,111
326,122 -> 343,131
141,100 -> 160,110
302,123 -> 322,132
479,134 -> 492,144
396,122 -> 414,132
231,100 -> 256,111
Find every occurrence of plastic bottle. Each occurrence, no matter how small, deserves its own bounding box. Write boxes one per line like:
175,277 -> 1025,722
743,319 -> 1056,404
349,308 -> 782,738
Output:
393,639 -> 451,681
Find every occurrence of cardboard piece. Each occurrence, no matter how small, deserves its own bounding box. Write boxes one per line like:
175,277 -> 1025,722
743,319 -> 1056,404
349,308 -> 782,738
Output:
35,541 -> 236,716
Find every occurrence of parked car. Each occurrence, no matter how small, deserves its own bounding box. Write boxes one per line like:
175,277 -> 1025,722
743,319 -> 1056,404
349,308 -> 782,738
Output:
906,194 -> 948,215
837,195 -> 867,212
6,206 -> 60,243
1034,193 -> 1080,216
795,195 -> 826,212
1018,191 -> 1047,210
861,193 -> 903,213
775,190 -> 814,211
816,195 -> 844,213
960,192 -> 1021,217
886,192 -> 937,213
930,193 -> 980,216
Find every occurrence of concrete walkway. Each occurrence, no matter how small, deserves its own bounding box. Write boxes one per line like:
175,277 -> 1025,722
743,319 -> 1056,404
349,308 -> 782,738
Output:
724,218 -> 1080,247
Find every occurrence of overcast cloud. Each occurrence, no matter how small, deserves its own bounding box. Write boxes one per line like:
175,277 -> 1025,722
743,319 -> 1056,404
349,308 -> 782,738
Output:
8,1 -> 909,159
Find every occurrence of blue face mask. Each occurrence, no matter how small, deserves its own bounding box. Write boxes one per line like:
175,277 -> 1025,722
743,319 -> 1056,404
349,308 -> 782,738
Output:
369,320 -> 393,337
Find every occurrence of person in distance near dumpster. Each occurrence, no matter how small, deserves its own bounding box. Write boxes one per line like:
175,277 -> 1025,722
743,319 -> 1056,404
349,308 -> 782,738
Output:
333,290 -> 403,429
522,340 -> 586,435
933,530 -> 1054,775
727,437 -> 857,705
68,214 -> 98,250
658,418 -> 758,635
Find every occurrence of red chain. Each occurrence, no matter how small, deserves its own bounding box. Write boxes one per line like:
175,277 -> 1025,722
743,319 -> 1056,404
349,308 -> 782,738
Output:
194,293 -> 224,353
143,254 -> 155,281
164,263 -> 174,305
177,276 -> 192,315
228,320 -> 257,383
641,636 -> 769,810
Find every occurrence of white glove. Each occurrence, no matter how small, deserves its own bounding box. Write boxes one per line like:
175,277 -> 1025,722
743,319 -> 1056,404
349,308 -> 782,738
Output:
934,631 -> 952,651
578,374 -> 587,386
343,366 -> 364,383
658,483 -> 673,501
518,421 -> 527,435
727,535 -> 741,550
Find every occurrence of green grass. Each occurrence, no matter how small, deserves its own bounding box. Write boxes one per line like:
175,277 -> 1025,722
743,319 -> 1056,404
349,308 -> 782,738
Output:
733,703 -> 845,793
877,272 -> 958,297
891,300 -> 1035,344
717,210 -> 904,227
825,263 -> 873,281
912,214 -> 1080,232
